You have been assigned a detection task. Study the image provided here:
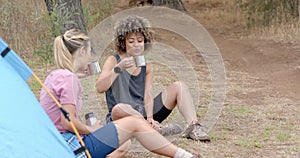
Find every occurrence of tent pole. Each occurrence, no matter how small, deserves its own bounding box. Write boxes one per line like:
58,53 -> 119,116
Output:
32,73 -> 92,158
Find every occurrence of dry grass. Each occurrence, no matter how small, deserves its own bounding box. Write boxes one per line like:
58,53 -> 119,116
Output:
1,0 -> 298,68
248,22 -> 300,43
0,0 -> 113,69
0,0 -> 47,60
186,0 -> 300,43
185,0 -> 245,27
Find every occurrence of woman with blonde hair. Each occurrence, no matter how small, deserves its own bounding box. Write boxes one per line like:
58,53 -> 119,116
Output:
40,29 -> 201,158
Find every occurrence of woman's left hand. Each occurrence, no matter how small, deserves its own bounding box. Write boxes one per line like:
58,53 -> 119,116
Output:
147,118 -> 161,131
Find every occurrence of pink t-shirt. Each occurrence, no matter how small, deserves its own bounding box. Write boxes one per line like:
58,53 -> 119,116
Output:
40,69 -> 83,133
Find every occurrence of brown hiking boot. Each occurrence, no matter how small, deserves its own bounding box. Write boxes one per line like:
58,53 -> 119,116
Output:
181,123 -> 210,141
159,122 -> 183,136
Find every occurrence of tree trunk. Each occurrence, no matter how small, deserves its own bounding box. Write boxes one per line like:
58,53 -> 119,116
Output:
298,0 -> 300,21
45,0 -> 53,16
129,0 -> 187,11
44,0 -> 56,33
44,0 -> 87,35
44,0 -> 97,57
152,0 -> 187,11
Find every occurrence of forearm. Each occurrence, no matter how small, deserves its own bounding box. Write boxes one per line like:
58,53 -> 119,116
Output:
96,69 -> 119,93
144,62 -> 154,119
61,114 -> 98,135
144,97 -> 154,118
144,97 -> 161,131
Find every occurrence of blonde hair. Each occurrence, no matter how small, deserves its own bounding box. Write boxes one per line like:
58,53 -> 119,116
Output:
53,29 -> 89,72
114,16 -> 153,54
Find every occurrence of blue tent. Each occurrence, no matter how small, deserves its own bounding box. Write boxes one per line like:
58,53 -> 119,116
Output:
0,39 -> 75,157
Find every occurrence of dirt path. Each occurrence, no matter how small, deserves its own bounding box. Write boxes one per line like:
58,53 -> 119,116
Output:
203,27 -> 300,158
182,1 -> 300,156
212,28 -> 300,102
153,1 -> 300,157
187,3 -> 300,157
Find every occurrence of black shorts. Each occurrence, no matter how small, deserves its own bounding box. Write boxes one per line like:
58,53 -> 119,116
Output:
152,92 -> 172,123
107,93 -> 172,123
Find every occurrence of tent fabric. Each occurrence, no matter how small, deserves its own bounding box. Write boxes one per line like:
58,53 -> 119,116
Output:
0,39 -> 75,158
0,39 -> 33,81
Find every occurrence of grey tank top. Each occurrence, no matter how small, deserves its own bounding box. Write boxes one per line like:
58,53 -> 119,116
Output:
105,54 -> 146,122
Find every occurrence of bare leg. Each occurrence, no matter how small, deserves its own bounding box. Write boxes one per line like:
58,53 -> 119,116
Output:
106,140 -> 131,158
113,116 -> 178,157
161,81 -> 198,124
109,104 -> 142,157
111,103 -> 144,121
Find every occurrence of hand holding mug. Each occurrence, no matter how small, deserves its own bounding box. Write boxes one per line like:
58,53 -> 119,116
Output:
118,56 -> 136,70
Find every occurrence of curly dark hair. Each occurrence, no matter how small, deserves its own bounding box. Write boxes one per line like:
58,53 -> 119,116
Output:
114,16 -> 153,54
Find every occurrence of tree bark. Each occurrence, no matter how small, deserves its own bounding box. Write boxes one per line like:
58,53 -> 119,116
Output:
129,0 -> 187,11
44,0 -> 53,16
44,0 -> 97,57
152,0 -> 187,11
298,0 -> 300,21
44,0 -> 87,35
58,0 -> 87,34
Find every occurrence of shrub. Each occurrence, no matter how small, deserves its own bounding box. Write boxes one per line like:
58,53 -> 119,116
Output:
237,0 -> 299,27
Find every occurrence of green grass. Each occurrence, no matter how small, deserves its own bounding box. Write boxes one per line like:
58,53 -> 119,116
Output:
235,139 -> 263,148
235,139 -> 252,148
265,126 -> 279,131
210,133 -> 226,140
262,129 -> 270,140
286,146 -> 300,152
27,78 -> 42,97
262,129 -> 270,137
227,107 -> 255,114
277,133 -> 291,141
209,127 -> 231,140
254,142 -> 263,148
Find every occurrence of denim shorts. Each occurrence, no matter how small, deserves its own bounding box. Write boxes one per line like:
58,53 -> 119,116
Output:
61,122 -> 119,158
84,122 -> 119,158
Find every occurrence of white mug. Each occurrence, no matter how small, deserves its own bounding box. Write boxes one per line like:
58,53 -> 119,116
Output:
135,55 -> 146,67
85,112 -> 97,126
88,61 -> 101,75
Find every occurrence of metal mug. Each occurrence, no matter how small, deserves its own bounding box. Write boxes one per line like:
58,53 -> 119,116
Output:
135,55 -> 146,67
88,61 -> 101,75
85,112 -> 97,126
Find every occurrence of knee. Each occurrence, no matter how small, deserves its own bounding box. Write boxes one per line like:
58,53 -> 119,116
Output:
171,81 -> 187,90
112,103 -> 132,118
108,140 -> 131,157
122,139 -> 132,150
124,115 -> 147,125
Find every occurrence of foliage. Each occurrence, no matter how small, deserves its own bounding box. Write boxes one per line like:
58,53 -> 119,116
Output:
34,0 -> 112,65
82,2 -> 100,31
34,2 -> 75,65
82,0 -> 112,31
237,0 -> 299,27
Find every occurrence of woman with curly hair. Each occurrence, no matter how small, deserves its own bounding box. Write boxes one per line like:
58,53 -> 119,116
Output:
40,28 -> 201,158
96,16 -> 210,142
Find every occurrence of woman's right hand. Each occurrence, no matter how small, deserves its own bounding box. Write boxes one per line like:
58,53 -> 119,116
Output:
117,56 -> 135,70
87,120 -> 102,133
